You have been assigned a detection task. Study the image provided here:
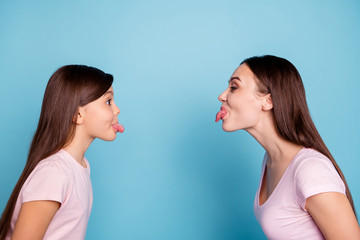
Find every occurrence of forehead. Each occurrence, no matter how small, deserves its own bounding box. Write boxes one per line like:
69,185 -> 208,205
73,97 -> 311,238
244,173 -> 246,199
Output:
231,64 -> 255,80
107,86 -> 113,92
103,86 -> 114,96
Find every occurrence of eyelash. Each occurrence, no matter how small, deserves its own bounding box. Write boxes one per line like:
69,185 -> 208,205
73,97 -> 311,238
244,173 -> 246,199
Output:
106,99 -> 112,105
230,86 -> 237,91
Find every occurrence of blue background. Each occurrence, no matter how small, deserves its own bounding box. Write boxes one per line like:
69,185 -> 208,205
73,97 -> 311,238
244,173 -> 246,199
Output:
1,0 -> 359,239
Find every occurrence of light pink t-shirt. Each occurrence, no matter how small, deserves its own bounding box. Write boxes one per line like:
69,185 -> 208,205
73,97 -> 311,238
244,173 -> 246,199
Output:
254,148 -> 346,240
7,149 -> 93,240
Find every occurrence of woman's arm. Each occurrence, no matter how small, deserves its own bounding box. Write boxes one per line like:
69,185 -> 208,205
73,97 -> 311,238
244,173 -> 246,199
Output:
11,201 -> 60,240
306,192 -> 360,240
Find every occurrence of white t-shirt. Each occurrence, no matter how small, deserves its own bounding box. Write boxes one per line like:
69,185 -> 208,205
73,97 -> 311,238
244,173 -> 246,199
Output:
254,148 -> 346,240
7,149 -> 93,240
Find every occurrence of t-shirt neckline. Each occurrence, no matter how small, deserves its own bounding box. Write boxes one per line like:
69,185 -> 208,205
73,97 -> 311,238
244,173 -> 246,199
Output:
59,149 -> 89,172
257,147 -> 305,207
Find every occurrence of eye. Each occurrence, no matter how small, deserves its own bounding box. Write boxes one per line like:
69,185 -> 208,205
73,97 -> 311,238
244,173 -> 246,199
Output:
230,86 -> 237,91
106,99 -> 112,105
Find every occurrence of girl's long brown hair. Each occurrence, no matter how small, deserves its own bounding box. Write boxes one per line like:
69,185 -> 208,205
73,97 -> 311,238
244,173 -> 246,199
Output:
242,55 -> 356,216
0,65 -> 113,239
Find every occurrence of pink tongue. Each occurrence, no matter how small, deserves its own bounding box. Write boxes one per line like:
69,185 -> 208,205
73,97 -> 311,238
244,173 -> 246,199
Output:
114,123 -> 124,133
215,108 -> 227,122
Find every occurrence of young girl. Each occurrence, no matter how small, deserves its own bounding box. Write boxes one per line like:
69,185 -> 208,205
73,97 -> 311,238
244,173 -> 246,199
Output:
216,55 -> 360,239
0,65 -> 124,239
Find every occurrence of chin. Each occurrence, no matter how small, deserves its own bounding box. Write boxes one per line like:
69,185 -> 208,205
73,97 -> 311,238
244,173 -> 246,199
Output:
222,123 -> 238,132
98,134 -> 117,141
108,135 -> 117,141
222,120 -> 244,132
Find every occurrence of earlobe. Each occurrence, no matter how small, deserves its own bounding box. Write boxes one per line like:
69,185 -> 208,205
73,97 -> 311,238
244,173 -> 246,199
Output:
262,94 -> 273,111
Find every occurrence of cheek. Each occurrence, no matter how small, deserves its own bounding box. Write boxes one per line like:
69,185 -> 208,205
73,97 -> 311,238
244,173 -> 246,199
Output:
228,93 -> 252,111
89,108 -> 114,125
228,94 -> 262,119
103,110 -> 115,124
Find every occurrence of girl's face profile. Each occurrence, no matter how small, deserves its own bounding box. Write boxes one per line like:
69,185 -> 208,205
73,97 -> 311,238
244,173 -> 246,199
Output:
218,64 -> 266,132
79,86 -> 121,141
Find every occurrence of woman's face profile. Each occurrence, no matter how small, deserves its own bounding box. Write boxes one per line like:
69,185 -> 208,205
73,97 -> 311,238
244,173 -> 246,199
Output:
217,64 -> 266,132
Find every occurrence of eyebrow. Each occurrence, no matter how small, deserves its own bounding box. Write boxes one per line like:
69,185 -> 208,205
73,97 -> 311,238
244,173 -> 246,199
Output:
228,77 -> 242,83
104,91 -> 113,96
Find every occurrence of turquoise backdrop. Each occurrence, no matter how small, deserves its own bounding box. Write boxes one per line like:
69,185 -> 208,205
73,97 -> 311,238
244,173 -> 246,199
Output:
1,0 -> 359,239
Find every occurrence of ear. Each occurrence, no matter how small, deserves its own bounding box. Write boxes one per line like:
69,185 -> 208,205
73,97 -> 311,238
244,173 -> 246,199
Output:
74,107 -> 85,124
262,94 -> 273,111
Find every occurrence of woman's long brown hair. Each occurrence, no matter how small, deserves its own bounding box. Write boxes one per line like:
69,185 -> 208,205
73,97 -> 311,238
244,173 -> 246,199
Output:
0,65 -> 113,239
242,55 -> 356,216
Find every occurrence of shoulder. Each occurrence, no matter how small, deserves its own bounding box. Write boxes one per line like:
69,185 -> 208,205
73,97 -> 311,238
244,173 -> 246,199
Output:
293,148 -> 336,178
36,150 -> 74,173
294,148 -> 328,163
293,148 -> 346,209
22,151 -> 72,203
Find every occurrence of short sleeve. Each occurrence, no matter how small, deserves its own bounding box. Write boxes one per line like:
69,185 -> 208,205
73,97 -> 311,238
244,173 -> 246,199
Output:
22,161 -> 70,204
294,158 -> 346,210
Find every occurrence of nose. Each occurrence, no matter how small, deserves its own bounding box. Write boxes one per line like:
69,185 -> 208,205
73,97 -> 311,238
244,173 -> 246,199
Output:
218,89 -> 227,103
113,103 -> 120,116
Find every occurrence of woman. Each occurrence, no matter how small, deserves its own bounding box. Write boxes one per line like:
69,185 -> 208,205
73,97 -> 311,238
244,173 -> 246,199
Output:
216,55 -> 360,239
0,65 -> 124,239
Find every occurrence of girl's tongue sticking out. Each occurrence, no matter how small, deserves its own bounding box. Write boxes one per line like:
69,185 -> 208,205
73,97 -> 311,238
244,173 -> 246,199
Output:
113,123 -> 125,133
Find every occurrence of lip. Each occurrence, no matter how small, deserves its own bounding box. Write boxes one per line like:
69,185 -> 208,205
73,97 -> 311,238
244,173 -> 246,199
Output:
111,124 -> 118,132
215,106 -> 228,122
220,106 -> 228,120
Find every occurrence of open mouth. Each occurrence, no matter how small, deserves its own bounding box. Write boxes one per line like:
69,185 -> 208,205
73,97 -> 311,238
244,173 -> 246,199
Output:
215,107 -> 227,122
112,123 -> 124,133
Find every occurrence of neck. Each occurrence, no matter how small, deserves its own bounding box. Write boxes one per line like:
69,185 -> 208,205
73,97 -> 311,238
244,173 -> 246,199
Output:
63,129 -> 94,167
247,113 -> 303,167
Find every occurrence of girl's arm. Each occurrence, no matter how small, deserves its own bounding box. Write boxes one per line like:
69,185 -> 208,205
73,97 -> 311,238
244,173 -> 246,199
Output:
306,192 -> 360,240
11,201 -> 60,240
